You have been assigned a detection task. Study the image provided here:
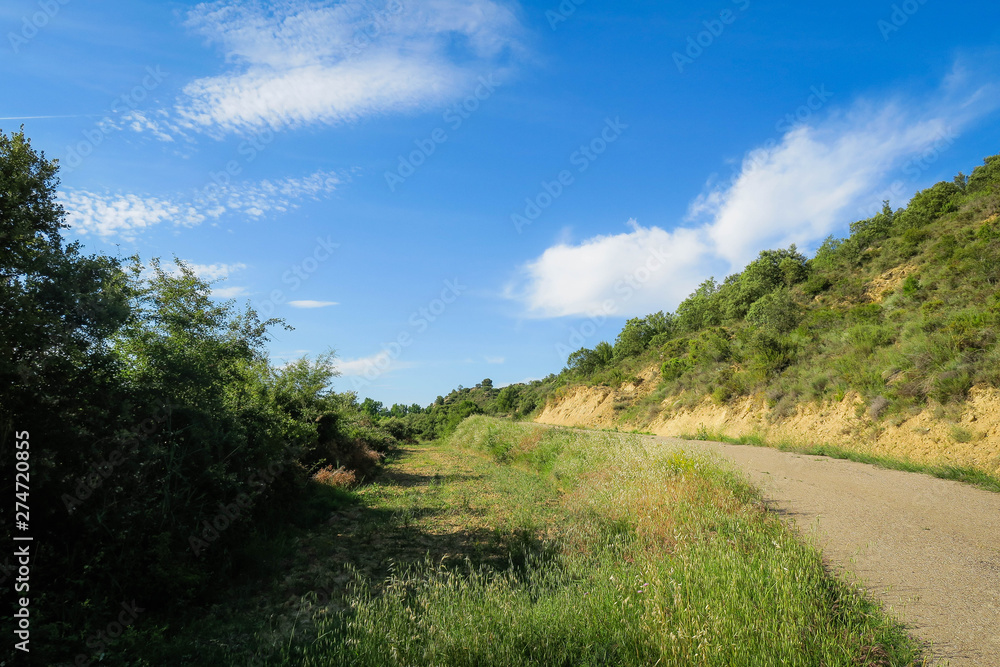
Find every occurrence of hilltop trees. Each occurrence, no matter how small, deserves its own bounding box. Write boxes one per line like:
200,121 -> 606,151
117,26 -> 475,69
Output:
535,153 -> 1000,421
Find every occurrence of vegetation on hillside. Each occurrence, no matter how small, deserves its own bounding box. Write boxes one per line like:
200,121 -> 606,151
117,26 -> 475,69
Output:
473,153 -> 1000,428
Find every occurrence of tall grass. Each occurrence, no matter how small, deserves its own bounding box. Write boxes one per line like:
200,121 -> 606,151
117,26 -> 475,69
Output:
250,417 -> 920,666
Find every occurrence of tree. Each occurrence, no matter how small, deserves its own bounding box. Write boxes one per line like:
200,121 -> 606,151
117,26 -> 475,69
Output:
360,397 -> 385,418
495,385 -> 520,413
676,278 -> 721,332
567,341 -> 614,375
1,128 -> 131,446
722,246 -> 807,320
1,129 -> 133,585
613,311 -> 674,359
746,288 -> 802,333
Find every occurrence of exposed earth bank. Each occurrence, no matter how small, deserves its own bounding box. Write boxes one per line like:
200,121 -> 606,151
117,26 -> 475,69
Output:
535,372 -> 1000,475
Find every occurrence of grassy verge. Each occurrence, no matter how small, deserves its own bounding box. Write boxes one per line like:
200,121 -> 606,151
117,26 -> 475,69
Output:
684,428 -> 1000,494
187,416 -> 920,666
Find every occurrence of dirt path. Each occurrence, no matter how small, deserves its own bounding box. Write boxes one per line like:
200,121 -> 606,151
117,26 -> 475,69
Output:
650,435 -> 1000,666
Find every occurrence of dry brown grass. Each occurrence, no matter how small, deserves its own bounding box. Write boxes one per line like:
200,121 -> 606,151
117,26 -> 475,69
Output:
514,429 -> 544,458
312,465 -> 357,488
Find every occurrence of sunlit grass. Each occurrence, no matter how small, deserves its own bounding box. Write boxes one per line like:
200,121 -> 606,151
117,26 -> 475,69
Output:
229,417 -> 921,666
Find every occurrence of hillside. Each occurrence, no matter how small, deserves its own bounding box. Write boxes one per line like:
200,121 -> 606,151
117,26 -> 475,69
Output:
414,153 -> 1000,479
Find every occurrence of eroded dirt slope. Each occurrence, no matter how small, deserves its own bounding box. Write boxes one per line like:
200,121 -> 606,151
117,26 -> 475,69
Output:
536,380 -> 1000,475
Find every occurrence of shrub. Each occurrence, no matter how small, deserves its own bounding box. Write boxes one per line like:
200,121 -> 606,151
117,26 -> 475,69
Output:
950,426 -> 974,443
895,181 -> 961,228
901,274 -> 921,296
802,275 -> 832,296
660,358 -> 689,382
966,154 -> 1000,195
868,396 -> 890,420
313,465 -> 357,488
746,289 -> 802,333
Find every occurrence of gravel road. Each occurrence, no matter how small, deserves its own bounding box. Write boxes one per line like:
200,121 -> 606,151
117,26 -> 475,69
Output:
657,436 -> 1000,666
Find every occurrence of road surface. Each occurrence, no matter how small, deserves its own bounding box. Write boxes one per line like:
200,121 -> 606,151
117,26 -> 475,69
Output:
655,435 -> 1000,666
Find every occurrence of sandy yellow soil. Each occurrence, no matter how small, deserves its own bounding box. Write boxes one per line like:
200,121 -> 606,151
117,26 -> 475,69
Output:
536,377 -> 1000,476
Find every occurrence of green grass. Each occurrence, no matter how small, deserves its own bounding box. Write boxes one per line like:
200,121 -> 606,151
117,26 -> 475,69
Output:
222,417 -> 922,666
684,428 -> 1000,494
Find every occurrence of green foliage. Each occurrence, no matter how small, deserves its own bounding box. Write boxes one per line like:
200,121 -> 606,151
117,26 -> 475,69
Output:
722,246 -> 808,320
848,202 -> 896,251
0,129 -> 416,663
613,311 -> 674,359
901,274 -> 921,296
746,289 -> 802,333
660,357 -> 689,382
894,181 -> 961,229
966,154 -> 1000,194
676,277 -> 722,332
566,340 -> 614,375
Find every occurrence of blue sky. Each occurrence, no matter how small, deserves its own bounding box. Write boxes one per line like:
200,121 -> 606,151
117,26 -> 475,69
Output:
4,0 -> 1000,407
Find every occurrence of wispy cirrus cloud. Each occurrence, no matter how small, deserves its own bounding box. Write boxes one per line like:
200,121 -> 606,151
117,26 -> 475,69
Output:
153,0 -> 524,136
58,191 -> 206,241
511,64 -> 1000,319
158,261 -> 249,298
336,351 -> 415,377
62,169 -> 339,240
289,300 -> 339,308
178,261 -> 248,281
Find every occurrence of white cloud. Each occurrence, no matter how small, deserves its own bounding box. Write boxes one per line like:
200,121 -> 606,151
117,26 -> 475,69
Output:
165,0 -> 523,135
484,356 -> 505,364
61,169 -> 339,240
289,300 -> 339,308
513,69 -> 1000,319
154,261 -> 249,298
61,191 -> 205,241
692,105 -> 960,266
212,285 -> 250,298
183,262 -> 248,281
336,351 -> 415,377
512,220 -> 712,318
193,169 -> 341,219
